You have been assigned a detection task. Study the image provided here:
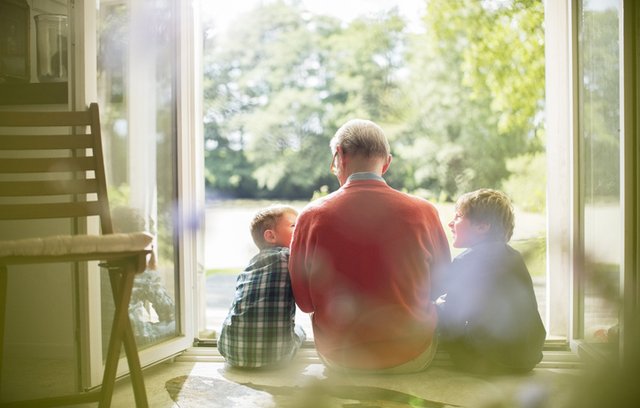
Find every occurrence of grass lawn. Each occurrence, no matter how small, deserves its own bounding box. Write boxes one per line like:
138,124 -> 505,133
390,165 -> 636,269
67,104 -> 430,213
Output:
207,267 -> 242,276
206,238 -> 546,277
511,237 -> 546,277
205,200 -> 547,278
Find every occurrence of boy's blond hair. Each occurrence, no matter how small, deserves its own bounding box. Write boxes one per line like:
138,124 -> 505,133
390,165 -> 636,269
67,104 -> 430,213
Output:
456,189 -> 515,242
250,204 -> 298,249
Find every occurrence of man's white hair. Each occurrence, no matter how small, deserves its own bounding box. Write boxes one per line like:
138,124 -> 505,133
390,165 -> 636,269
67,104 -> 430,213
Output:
330,119 -> 391,158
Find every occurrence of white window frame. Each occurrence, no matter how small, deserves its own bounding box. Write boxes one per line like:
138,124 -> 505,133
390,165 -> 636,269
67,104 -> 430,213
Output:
544,0 -> 576,343
546,0 -> 638,363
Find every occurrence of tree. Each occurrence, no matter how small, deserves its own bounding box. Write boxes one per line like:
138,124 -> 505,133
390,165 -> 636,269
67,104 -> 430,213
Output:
202,0 -> 546,203
580,8 -> 621,198
203,1 -> 409,199
394,0 -> 545,201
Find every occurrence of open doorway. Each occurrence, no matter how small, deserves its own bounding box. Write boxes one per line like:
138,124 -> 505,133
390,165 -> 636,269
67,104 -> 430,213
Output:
198,0 -> 547,344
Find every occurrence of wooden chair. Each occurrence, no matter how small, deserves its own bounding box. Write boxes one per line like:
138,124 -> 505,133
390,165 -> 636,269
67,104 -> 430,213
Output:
0,103 -> 150,407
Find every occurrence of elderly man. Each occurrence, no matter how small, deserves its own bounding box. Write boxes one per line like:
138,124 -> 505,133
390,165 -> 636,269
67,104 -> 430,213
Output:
289,119 -> 451,373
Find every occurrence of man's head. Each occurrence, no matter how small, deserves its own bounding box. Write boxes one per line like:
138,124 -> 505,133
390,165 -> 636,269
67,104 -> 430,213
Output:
329,119 -> 392,184
250,204 -> 298,250
449,189 -> 515,248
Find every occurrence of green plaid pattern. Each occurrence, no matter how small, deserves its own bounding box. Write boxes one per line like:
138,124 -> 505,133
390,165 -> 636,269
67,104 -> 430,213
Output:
218,247 -> 305,368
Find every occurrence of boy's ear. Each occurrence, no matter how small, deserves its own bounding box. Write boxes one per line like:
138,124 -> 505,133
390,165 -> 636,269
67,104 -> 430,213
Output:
263,229 -> 276,244
475,222 -> 491,235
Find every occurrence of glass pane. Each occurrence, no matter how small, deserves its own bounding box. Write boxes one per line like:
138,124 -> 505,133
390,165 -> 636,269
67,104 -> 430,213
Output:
578,0 -> 621,345
97,0 -> 179,353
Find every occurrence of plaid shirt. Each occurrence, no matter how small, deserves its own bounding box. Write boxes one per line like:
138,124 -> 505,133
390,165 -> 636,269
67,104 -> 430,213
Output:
218,247 -> 305,368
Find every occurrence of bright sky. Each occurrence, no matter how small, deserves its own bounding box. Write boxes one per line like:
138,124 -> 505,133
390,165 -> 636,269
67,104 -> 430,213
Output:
200,0 -> 426,35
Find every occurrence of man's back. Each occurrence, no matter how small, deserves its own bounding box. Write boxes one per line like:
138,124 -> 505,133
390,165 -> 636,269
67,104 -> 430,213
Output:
289,177 -> 451,370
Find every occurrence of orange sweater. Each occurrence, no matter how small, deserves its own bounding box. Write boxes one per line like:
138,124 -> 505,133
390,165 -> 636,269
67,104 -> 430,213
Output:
289,178 -> 451,369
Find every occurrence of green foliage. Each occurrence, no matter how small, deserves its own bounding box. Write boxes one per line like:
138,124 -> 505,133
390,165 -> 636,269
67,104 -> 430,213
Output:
393,0 -> 545,200
204,1 -> 345,199
206,267 -> 242,277
580,9 -> 621,198
502,152 -> 547,212
107,184 -> 131,208
202,0 -> 546,205
511,237 -> 546,277
311,185 -> 330,201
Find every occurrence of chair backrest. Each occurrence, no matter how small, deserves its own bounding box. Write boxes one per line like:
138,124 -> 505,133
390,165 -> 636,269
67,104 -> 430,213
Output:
0,103 -> 114,235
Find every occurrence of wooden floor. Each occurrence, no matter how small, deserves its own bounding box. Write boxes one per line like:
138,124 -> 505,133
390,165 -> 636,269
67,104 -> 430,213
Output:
0,348 -> 587,407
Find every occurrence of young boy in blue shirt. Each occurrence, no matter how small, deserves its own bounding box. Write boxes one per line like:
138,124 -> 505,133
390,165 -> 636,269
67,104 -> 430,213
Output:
218,204 -> 306,368
438,189 -> 546,374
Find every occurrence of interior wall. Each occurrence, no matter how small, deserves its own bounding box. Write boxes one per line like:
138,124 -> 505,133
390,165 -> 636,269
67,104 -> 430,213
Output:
0,218 -> 78,400
0,0 -> 78,398
3,268 -> 75,359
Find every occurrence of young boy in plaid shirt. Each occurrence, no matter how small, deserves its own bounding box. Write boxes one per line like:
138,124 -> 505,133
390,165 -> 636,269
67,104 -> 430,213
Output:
218,204 -> 306,368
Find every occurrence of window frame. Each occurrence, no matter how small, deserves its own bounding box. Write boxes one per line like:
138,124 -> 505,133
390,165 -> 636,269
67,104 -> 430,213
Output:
545,0 -> 576,344
620,0 -> 639,365
545,0 -> 638,363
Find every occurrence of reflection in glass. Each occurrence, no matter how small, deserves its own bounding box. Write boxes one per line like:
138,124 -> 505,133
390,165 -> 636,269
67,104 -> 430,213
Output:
578,0 -> 621,346
96,0 -> 179,353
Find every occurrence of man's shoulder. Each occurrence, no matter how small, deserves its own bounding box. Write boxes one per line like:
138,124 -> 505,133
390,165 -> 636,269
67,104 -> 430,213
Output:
298,190 -> 342,217
389,189 -> 441,215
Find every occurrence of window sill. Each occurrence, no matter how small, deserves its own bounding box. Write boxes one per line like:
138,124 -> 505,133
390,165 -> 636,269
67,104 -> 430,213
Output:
571,339 -> 618,366
178,342 -> 583,369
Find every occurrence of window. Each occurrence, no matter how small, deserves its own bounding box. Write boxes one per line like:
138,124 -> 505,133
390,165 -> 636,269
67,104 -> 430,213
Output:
576,0 -> 621,351
547,0 -> 636,357
96,0 -> 180,353
78,0 -> 197,388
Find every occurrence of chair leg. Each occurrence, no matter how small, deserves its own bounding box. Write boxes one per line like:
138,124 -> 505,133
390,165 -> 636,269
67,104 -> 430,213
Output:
0,265 -> 6,395
119,265 -> 148,408
98,266 -> 138,408
99,263 -> 149,408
